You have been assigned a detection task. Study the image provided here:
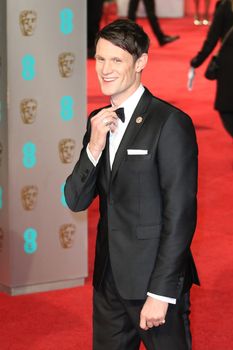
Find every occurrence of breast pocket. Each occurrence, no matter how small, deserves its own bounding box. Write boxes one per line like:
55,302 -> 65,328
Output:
125,154 -> 152,161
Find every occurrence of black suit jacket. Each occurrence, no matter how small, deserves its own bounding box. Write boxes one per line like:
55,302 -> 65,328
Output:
65,88 -> 200,300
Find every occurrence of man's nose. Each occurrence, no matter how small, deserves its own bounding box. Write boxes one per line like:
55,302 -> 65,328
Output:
102,61 -> 113,75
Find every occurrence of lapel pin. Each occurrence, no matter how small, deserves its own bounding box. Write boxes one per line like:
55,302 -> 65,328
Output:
136,116 -> 143,124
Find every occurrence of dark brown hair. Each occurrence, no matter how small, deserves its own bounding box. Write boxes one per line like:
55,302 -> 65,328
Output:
95,19 -> 150,59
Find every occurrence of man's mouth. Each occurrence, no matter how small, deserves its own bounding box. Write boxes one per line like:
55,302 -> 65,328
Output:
102,77 -> 116,82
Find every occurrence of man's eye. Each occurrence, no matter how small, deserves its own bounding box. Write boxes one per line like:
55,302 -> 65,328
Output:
114,58 -> 121,63
96,57 -> 104,62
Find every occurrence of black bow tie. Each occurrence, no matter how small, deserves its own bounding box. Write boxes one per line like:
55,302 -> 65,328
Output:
115,107 -> 125,123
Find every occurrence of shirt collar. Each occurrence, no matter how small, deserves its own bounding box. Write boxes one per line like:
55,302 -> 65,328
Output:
112,84 -> 145,123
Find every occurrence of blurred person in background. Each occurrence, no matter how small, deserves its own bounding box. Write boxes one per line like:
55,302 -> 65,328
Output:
194,0 -> 211,25
88,0 -> 105,58
190,0 -> 233,138
128,0 -> 180,46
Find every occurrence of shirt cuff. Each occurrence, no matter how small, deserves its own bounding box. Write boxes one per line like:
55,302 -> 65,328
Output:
147,292 -> 176,305
86,144 -> 102,166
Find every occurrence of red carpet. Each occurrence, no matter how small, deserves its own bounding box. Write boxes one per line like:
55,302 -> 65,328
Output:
0,17 -> 232,350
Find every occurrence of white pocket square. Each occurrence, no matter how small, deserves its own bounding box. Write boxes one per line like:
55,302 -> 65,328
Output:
127,149 -> 148,155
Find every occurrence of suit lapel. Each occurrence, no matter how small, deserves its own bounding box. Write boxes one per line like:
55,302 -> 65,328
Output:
111,89 -> 153,183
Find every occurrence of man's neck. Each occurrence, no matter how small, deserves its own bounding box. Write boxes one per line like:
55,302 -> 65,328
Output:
110,82 -> 141,107
110,83 -> 142,108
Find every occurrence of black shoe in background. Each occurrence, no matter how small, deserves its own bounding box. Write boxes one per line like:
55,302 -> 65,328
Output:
159,35 -> 180,46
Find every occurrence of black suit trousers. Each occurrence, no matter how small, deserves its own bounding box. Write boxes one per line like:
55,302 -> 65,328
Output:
93,264 -> 192,350
128,0 -> 165,43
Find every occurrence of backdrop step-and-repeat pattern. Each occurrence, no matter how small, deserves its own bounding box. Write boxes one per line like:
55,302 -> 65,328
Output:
0,0 -> 87,295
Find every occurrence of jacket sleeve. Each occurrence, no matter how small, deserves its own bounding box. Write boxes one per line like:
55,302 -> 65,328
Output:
148,112 -> 198,298
64,116 -> 100,212
190,1 -> 225,68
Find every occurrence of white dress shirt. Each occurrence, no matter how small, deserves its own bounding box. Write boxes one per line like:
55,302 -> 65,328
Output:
87,84 -> 176,304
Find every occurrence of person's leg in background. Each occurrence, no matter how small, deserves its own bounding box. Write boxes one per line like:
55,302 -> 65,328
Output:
219,112 -> 233,138
128,0 -> 141,20
194,0 -> 211,25
141,0 -> 169,45
193,0 -> 201,25
128,0 -> 180,46
87,0 -> 105,58
203,0 -> 211,25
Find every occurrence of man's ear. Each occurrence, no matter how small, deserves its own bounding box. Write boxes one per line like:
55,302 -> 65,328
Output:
135,53 -> 148,72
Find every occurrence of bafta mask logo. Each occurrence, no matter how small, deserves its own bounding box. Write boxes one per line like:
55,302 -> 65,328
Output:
59,138 -> 75,164
0,227 -> 3,252
58,52 -> 75,77
21,185 -> 38,211
59,224 -> 76,249
0,142 -> 3,167
20,98 -> 37,124
19,10 -> 37,36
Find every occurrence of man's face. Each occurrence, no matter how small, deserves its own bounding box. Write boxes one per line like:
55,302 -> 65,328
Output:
95,38 -> 140,105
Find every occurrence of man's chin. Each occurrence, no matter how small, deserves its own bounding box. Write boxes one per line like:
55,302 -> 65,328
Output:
100,87 -> 113,96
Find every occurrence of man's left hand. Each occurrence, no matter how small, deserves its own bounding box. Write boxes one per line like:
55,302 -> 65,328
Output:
140,297 -> 168,330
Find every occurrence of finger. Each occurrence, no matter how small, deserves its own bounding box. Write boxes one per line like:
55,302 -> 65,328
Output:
109,125 -> 118,133
146,321 -> 154,328
152,321 -> 161,328
103,115 -> 119,127
98,107 -> 115,116
159,320 -> 166,326
140,316 -> 148,330
153,319 -> 166,327
102,118 -> 108,126
92,107 -> 116,121
102,118 -> 117,128
103,114 -> 118,123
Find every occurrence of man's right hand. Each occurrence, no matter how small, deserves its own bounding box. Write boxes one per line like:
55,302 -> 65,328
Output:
89,107 -> 118,160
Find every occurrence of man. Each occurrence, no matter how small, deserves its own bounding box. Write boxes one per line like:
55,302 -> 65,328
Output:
65,19 -> 199,350
128,0 -> 180,46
